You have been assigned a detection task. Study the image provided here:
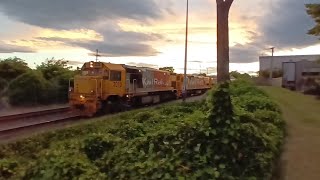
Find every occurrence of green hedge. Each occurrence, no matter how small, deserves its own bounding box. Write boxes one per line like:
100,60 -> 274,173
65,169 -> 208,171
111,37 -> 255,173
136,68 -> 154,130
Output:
0,80 -> 285,179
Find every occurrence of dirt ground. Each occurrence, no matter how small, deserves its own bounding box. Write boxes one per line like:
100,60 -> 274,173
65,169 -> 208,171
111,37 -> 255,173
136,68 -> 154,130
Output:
262,87 -> 320,180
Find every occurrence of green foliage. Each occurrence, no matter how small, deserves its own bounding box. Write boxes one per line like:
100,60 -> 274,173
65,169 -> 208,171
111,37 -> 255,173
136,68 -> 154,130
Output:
1,57 -> 80,106
23,150 -> 106,180
259,70 -> 283,78
7,71 -> 50,106
36,58 -> 72,80
0,78 -> 8,94
0,159 -> 18,179
306,4 -> 320,37
159,66 -> 175,73
37,58 -> 78,103
230,71 -> 251,80
208,82 -> 234,128
0,80 -> 285,179
0,57 -> 30,82
83,133 -> 121,161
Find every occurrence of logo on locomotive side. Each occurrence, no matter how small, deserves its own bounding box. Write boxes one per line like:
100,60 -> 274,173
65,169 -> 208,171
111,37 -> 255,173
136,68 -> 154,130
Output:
188,78 -> 204,86
142,78 -> 170,87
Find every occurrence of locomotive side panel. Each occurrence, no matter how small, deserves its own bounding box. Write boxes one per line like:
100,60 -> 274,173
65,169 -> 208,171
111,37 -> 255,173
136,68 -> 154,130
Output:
139,68 -> 173,93
187,76 -> 206,90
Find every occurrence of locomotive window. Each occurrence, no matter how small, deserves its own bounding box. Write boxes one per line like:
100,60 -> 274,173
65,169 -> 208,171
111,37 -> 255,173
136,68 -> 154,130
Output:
82,68 -> 102,76
103,70 -> 109,80
110,71 -> 121,81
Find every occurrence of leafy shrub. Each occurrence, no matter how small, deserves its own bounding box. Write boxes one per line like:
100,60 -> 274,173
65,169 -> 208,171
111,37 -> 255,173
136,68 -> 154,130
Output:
114,121 -> 146,139
0,78 -> 8,93
7,71 -> 50,106
0,57 -> 30,82
83,133 -> 121,161
234,95 -> 280,113
23,150 -> 105,180
0,79 -> 285,180
133,111 -> 154,122
0,159 -> 18,179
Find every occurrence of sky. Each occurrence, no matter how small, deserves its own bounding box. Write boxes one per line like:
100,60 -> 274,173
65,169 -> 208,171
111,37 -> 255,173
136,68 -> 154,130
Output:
0,0 -> 319,74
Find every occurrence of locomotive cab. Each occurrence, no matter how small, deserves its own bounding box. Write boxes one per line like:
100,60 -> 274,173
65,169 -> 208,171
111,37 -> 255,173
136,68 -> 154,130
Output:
69,61 -> 126,116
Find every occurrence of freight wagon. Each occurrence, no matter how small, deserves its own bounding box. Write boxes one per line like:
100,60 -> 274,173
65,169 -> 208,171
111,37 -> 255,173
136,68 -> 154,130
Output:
69,61 -> 214,116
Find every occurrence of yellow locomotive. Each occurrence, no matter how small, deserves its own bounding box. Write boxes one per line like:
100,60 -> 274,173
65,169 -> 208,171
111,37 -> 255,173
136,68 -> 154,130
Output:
69,61 -> 215,116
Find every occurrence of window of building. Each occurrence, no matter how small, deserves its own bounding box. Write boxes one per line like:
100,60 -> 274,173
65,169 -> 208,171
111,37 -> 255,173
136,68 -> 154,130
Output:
110,71 -> 121,81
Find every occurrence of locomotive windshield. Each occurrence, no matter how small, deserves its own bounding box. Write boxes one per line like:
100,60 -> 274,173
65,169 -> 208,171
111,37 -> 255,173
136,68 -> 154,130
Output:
82,68 -> 109,79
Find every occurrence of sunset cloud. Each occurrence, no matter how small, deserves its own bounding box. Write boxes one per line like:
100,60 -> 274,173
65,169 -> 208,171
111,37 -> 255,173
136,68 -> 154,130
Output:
0,42 -> 35,53
0,0 -> 319,72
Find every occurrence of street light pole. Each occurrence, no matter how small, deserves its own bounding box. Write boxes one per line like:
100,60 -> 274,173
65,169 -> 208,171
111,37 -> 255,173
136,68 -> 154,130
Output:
269,47 -> 275,80
183,0 -> 189,102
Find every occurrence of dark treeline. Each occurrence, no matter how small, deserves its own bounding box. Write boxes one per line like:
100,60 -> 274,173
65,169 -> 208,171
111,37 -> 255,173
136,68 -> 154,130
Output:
0,57 -> 80,107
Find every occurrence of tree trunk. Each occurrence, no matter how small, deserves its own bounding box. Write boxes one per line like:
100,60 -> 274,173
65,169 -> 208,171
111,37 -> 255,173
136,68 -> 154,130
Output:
216,0 -> 233,83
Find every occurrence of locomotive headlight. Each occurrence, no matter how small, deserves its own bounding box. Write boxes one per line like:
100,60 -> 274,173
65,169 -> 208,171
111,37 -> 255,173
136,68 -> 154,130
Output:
80,95 -> 85,99
90,90 -> 94,93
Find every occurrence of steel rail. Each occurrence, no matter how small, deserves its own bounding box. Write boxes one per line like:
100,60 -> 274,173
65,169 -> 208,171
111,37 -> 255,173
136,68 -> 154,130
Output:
0,107 -> 70,122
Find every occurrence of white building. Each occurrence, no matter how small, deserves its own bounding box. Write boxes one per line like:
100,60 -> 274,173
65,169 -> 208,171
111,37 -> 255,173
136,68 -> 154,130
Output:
259,55 -> 320,71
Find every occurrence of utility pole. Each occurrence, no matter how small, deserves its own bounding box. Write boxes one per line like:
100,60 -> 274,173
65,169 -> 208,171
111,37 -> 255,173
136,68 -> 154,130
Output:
183,0 -> 189,102
95,49 -> 100,62
269,47 -> 275,79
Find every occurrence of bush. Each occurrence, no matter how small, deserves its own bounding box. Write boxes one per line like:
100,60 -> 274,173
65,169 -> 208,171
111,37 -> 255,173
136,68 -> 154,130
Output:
0,159 -> 18,179
0,78 -> 8,93
83,133 -> 121,161
0,57 -> 30,82
23,150 -> 106,180
7,71 -> 50,106
0,79 -> 285,179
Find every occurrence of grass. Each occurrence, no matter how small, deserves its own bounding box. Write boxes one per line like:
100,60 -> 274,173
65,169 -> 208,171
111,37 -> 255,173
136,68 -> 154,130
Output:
261,86 -> 320,125
261,86 -> 320,180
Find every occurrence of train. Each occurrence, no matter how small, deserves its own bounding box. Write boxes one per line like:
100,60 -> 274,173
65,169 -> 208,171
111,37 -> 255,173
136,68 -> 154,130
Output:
69,61 -> 215,116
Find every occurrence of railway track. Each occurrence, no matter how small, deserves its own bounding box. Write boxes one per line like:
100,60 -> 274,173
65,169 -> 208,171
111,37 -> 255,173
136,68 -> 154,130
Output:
0,94 -> 206,143
0,107 -> 81,142
0,107 -> 70,122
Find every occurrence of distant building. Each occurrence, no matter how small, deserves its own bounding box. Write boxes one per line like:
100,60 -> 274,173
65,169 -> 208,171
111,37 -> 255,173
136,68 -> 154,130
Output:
259,55 -> 320,71
282,60 -> 320,91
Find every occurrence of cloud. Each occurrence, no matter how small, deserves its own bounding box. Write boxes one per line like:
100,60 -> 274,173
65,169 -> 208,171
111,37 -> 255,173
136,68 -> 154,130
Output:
258,0 -> 319,48
0,0 -> 163,30
36,28 -> 164,57
76,41 -> 159,57
229,0 -> 320,63
126,62 -> 159,68
0,0 -> 169,57
0,43 -> 35,53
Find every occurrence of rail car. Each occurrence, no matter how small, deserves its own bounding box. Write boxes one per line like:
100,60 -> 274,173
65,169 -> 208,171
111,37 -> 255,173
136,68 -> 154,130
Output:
69,61 -> 215,116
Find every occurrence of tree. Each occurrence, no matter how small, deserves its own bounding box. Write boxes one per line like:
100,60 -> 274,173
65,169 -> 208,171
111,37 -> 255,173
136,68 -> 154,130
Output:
36,58 -> 79,103
0,57 -> 30,81
0,78 -> 8,91
306,4 -> 320,37
7,71 -> 50,106
36,58 -> 72,80
216,0 -> 234,83
159,67 -> 175,73
230,71 -> 251,80
259,70 -> 283,78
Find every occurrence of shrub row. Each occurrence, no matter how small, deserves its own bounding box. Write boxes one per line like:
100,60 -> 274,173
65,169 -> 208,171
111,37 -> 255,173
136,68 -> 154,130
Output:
0,80 -> 285,179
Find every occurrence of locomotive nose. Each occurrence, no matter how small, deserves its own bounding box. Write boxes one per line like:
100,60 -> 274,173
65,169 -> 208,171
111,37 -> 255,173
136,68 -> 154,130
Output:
69,76 -> 101,116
